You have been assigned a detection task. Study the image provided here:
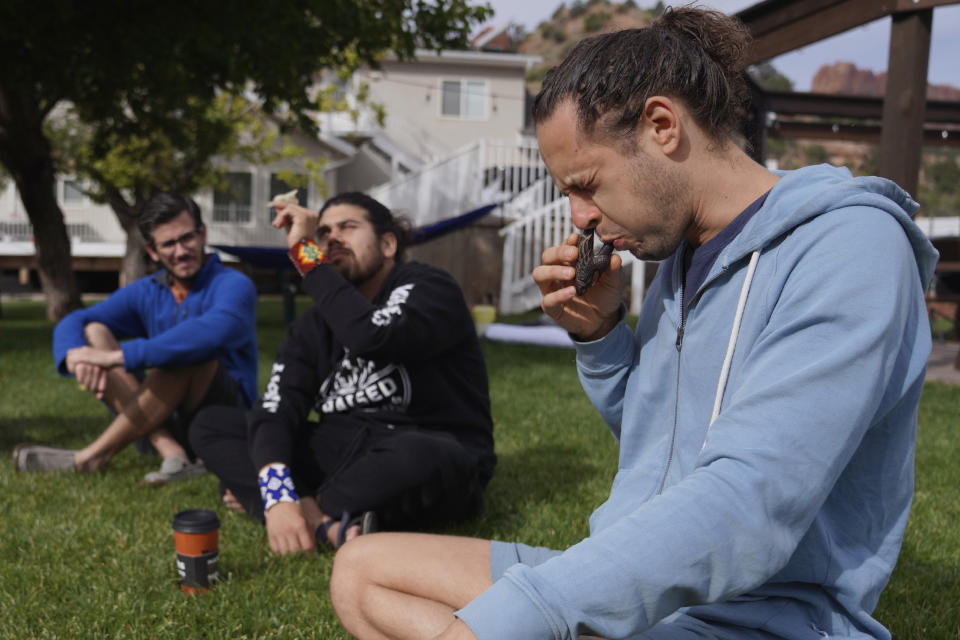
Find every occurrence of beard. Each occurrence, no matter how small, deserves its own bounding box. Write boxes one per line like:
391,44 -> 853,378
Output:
625,152 -> 691,261
337,250 -> 386,288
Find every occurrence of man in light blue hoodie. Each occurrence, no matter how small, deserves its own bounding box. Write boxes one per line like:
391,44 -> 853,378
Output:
329,8 -> 938,640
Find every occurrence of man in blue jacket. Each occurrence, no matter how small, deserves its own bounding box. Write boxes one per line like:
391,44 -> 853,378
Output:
328,8 -> 938,640
13,192 -> 258,485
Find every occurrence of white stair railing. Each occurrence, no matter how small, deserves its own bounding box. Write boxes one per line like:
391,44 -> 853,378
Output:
499,197 -> 574,313
499,192 -> 649,316
366,137 -> 548,227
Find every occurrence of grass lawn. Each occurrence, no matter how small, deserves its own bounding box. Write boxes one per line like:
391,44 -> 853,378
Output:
0,298 -> 957,638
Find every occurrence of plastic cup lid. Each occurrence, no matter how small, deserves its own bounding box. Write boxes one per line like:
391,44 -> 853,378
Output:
172,509 -> 220,533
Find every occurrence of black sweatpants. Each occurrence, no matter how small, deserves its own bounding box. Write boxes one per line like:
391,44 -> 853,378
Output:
190,405 -> 488,529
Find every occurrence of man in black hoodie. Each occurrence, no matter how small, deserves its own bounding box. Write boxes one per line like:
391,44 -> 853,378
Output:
191,192 -> 495,553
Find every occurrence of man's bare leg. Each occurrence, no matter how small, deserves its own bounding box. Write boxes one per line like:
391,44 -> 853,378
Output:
330,533 -> 492,640
73,360 -> 218,472
83,322 -> 192,463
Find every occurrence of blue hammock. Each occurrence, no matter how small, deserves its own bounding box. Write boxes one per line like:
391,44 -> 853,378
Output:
214,203 -> 499,270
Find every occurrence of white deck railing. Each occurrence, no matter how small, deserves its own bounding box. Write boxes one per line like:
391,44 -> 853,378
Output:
915,215 -> 960,239
367,137 -> 548,227
498,188 -> 650,316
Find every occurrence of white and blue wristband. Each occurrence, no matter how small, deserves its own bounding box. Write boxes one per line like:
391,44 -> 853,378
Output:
258,463 -> 300,512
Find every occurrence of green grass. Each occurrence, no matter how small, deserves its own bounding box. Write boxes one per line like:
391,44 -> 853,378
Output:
0,299 -> 957,638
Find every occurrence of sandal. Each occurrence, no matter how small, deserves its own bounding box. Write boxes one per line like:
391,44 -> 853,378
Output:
314,510 -> 378,550
339,510 -> 378,547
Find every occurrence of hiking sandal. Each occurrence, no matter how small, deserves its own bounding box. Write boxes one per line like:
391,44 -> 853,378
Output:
315,510 -> 379,550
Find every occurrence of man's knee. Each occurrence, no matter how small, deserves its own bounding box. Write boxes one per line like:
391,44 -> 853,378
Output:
147,359 -> 217,382
330,534 -> 381,621
143,359 -> 219,405
83,322 -> 119,348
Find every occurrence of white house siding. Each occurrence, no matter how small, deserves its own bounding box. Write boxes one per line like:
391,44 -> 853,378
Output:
0,129 -> 348,260
361,59 -> 529,162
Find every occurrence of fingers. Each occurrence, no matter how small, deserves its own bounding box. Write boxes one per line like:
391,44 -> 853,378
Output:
533,236 -> 580,300
74,362 -> 106,399
271,207 -> 293,230
540,237 -> 579,267
65,346 -> 84,375
533,233 -> 625,340
266,503 -> 316,555
91,366 -> 107,400
297,524 -> 316,552
271,203 -> 318,248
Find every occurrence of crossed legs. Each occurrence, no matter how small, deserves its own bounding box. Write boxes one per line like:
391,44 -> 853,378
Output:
73,322 -> 218,472
330,533 -> 492,640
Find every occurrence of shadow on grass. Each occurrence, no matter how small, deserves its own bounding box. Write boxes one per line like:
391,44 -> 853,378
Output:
0,325 -> 53,354
450,443 -> 604,540
0,415 -> 106,451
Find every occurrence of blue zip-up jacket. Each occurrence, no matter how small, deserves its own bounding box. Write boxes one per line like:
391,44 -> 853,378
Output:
53,253 -> 258,407
458,165 -> 938,639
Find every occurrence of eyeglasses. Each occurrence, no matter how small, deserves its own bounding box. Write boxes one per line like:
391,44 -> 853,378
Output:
155,229 -> 202,253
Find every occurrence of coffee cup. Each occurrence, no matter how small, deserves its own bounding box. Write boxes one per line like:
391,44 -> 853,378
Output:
172,509 -> 220,594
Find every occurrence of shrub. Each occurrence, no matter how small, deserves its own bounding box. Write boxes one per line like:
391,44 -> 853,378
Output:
584,11 -> 612,32
540,23 -> 567,43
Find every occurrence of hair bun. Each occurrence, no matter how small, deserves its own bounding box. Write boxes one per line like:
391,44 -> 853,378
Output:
655,7 -> 750,74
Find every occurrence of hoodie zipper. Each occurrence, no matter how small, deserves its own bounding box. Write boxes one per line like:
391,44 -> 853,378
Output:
661,266 -> 726,494
661,277 -> 687,495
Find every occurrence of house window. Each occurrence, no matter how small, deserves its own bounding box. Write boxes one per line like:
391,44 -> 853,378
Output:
269,174 -> 307,221
440,80 -> 487,119
60,178 -> 87,207
213,172 -> 253,223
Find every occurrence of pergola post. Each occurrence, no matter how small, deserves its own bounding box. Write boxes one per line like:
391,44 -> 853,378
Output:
878,9 -> 933,198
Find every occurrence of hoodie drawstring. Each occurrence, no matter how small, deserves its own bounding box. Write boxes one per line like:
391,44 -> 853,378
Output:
704,250 -> 761,449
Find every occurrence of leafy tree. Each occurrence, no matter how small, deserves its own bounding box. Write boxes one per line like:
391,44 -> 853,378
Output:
47,91 -> 331,286
0,0 -> 491,321
649,1 -> 665,17
748,62 -> 795,92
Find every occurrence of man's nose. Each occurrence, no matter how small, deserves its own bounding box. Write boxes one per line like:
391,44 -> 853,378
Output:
321,229 -> 342,249
569,193 -> 601,231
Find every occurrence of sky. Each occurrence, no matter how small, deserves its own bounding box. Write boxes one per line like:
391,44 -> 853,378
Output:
475,0 -> 960,92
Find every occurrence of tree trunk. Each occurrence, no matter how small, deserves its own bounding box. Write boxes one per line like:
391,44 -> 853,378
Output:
0,85 -> 82,322
107,194 -> 151,287
16,165 -> 82,322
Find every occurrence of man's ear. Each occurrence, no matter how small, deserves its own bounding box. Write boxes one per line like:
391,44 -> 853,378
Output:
639,95 -> 681,156
380,232 -> 398,260
144,242 -> 159,263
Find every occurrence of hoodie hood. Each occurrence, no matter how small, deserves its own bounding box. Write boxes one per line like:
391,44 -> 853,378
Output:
717,164 -> 938,289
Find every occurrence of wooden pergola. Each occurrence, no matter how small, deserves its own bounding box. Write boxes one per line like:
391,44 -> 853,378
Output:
736,0 -> 960,197
737,1 -> 960,366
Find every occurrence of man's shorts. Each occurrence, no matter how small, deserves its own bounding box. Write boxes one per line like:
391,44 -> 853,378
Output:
490,540 -> 561,581
486,542 -> 787,640
130,362 -> 245,458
